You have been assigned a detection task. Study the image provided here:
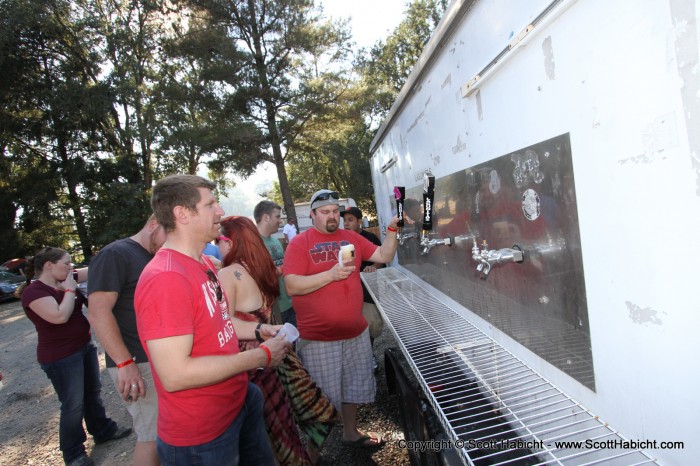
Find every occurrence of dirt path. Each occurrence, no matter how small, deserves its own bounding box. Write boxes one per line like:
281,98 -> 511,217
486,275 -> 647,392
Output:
0,299 -> 411,465
0,300 -> 134,465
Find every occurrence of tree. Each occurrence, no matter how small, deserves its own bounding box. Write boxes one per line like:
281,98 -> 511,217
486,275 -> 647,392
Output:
153,10 -> 266,188
0,0 -> 116,260
279,81 -> 377,214
361,0 -> 447,97
276,0 -> 448,216
189,0 -> 354,222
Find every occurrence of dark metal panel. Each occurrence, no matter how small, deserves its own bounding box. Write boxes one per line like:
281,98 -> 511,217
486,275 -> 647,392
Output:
395,133 -> 594,390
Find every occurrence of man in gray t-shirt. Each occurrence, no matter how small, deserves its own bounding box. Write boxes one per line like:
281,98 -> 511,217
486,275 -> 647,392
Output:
87,215 -> 166,466
254,200 -> 296,326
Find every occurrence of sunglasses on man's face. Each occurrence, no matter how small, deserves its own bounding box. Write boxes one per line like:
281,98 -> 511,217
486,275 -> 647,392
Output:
313,191 -> 339,203
205,269 -> 223,302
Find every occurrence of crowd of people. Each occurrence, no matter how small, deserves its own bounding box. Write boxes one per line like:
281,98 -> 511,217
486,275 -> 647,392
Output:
18,174 -> 402,466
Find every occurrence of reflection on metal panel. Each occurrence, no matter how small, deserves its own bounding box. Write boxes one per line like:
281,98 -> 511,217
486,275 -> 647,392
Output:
395,133 -> 594,390
364,267 -> 657,465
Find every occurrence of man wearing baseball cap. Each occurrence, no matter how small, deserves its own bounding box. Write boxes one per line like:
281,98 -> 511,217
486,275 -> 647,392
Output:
284,189 -> 401,448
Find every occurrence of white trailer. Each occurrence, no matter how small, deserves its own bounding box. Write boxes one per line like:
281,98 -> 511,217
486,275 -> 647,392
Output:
366,1 -> 699,465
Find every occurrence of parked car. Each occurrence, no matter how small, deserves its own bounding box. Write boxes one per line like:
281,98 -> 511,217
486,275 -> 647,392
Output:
1,258 -> 27,275
0,271 -> 25,302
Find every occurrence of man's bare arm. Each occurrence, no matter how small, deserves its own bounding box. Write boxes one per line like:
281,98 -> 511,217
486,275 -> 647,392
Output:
147,333 -> 290,392
88,292 -> 132,365
368,216 -> 401,264
88,291 -> 147,400
285,264 -> 355,296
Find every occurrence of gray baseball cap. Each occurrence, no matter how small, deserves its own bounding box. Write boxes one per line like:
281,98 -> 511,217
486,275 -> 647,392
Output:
310,189 -> 340,210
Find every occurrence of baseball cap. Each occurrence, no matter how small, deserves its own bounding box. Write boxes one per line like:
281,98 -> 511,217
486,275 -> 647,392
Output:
310,189 -> 340,210
341,206 -> 363,220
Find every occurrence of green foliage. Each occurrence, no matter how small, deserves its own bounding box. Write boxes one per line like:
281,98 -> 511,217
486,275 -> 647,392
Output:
187,0 -> 355,221
0,0 -> 446,261
360,0 -> 447,95
153,11 -> 267,184
280,0 -> 447,216
0,0 -> 111,260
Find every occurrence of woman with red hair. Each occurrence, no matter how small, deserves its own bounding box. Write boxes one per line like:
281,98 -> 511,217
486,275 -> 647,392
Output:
218,216 -> 336,465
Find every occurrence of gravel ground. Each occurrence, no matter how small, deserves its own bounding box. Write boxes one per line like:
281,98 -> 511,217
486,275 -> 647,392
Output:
315,329 -> 412,466
0,299 -> 411,465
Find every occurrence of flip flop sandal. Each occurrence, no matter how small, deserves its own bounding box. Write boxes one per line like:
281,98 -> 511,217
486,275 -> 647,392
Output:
341,431 -> 385,448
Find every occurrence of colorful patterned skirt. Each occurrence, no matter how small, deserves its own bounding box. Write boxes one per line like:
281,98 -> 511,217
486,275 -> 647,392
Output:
276,348 -> 339,449
247,365 -> 312,465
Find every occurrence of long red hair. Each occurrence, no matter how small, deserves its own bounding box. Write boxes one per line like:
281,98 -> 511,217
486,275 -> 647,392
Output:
219,216 -> 280,307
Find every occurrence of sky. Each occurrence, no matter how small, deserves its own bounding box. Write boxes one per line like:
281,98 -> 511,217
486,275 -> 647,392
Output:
220,0 -> 408,218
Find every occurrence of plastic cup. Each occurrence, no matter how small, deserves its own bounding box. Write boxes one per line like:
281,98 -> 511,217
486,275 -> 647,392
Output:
278,322 -> 299,343
339,244 -> 355,266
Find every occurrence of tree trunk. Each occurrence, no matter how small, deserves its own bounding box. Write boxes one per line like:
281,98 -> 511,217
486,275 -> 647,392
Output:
246,0 -> 298,223
67,185 -> 93,262
56,135 -> 93,261
273,148 -> 297,223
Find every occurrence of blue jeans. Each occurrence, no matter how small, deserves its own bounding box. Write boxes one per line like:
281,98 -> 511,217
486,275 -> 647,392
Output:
40,343 -> 117,463
157,383 -> 275,466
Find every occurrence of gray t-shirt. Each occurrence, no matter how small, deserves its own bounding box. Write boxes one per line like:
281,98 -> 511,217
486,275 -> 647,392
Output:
87,238 -> 153,367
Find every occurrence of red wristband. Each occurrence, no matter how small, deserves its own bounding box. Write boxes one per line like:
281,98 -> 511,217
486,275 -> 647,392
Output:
387,226 -> 398,232
117,357 -> 135,369
63,289 -> 76,294
259,344 -> 272,367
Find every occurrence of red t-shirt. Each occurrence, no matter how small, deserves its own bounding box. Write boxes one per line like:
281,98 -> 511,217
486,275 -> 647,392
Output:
283,228 -> 378,341
21,281 -> 90,363
135,249 -> 248,447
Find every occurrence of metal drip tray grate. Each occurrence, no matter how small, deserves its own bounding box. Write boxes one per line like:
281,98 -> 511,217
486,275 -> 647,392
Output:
363,267 -> 658,466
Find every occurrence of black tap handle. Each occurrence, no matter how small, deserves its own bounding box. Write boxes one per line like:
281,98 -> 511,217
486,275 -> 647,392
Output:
422,175 -> 435,231
394,186 -> 405,227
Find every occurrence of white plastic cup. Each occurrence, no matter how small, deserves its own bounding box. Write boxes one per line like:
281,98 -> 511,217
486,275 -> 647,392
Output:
278,322 -> 299,343
339,244 -> 355,266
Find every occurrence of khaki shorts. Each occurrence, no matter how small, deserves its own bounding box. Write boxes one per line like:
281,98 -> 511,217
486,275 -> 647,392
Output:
108,362 -> 158,442
362,302 -> 384,339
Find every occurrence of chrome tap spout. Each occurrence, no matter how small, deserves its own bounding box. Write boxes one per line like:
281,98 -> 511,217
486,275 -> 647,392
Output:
397,230 -> 418,246
472,238 -> 524,278
420,234 -> 453,255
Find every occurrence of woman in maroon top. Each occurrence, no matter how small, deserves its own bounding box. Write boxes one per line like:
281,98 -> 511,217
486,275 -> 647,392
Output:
19,247 -> 130,466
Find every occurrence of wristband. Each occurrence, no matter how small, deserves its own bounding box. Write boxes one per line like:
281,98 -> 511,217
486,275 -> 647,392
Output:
387,226 -> 398,232
63,289 -> 76,294
117,357 -> 135,369
255,323 -> 264,343
259,344 -> 272,367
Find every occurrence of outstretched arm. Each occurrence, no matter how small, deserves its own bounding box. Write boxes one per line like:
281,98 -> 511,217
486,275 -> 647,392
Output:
368,215 -> 402,264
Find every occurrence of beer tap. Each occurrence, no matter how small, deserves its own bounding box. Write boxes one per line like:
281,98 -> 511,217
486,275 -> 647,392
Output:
397,230 -> 418,245
421,235 -> 453,255
416,173 -> 453,255
471,238 -> 524,279
393,186 -> 418,245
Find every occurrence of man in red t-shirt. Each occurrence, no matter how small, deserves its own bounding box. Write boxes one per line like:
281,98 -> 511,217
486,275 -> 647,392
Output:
134,174 -> 291,465
284,189 -> 401,449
